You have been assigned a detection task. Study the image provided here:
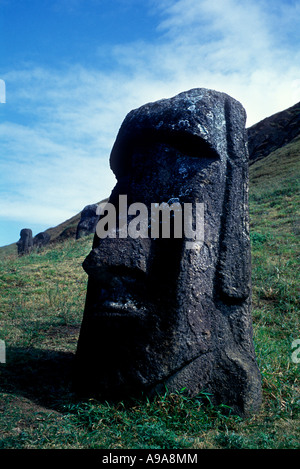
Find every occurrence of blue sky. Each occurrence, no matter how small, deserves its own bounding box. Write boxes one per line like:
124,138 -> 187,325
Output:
0,0 -> 299,246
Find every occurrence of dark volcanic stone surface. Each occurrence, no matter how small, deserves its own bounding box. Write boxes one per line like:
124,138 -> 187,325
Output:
76,204 -> 99,239
16,228 -> 33,255
33,231 -> 50,247
74,88 -> 262,417
247,101 -> 300,163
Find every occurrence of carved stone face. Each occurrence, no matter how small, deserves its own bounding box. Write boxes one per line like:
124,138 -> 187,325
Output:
17,228 -> 33,255
74,88 -> 261,416
78,140 -> 222,396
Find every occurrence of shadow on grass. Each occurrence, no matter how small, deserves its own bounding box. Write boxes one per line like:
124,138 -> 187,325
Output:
0,346 -> 77,411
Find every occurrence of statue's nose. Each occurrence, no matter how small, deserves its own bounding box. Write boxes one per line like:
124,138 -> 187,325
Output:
82,236 -> 152,280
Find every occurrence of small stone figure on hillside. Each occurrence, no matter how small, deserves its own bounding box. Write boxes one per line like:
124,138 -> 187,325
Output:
76,204 -> 99,239
33,231 -> 50,248
16,228 -> 33,256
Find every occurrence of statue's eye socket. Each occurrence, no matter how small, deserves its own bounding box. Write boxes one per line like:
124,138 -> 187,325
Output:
133,129 -> 220,160
112,129 -> 220,179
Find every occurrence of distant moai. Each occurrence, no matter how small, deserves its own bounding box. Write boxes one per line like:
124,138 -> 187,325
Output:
74,88 -> 262,417
16,228 -> 33,255
76,204 -> 100,239
33,231 -> 50,248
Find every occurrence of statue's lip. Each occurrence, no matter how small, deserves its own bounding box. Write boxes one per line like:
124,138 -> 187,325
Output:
98,300 -> 147,319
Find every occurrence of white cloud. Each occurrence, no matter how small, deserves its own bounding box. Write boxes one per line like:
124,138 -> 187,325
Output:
106,0 -> 300,123
1,67 -> 121,229
156,0 -> 300,115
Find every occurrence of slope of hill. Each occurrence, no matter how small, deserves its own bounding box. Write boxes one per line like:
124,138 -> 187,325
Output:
0,212 -> 81,258
247,101 -> 300,164
0,199 -> 107,258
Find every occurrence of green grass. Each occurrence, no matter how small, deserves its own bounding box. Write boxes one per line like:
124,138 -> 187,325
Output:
0,143 -> 299,449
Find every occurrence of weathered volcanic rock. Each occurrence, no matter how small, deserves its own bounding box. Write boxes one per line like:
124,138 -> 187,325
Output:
74,88 -> 262,417
33,231 -> 50,248
16,228 -> 33,256
76,204 -> 99,239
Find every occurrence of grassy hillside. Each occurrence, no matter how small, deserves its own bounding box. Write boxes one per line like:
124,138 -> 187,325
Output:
0,199 -> 108,259
0,213 -> 82,260
0,143 -> 299,449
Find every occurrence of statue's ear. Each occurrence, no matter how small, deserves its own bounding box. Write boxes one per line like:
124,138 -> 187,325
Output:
217,98 -> 251,302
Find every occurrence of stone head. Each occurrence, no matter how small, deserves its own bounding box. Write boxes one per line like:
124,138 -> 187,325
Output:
16,228 -> 33,255
75,88 -> 261,416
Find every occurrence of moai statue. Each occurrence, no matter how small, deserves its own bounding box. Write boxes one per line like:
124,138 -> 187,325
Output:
33,231 -> 50,248
16,228 -> 33,256
74,88 -> 262,417
76,204 -> 100,239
